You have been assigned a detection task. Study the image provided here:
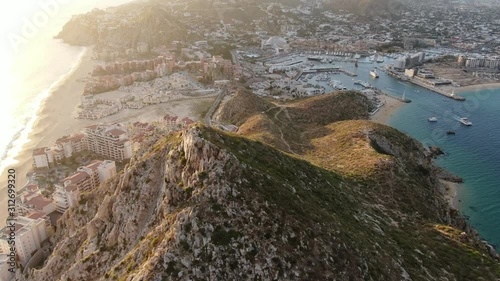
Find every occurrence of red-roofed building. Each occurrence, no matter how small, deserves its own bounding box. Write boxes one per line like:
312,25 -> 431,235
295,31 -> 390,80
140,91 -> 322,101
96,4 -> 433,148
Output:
25,194 -> 55,214
55,133 -> 88,158
32,124 -> 133,170
61,171 -> 93,191
25,184 -> 39,192
163,115 -> 179,128
53,183 -> 80,213
181,117 -> 194,126
0,215 -> 49,266
26,211 -> 51,228
85,124 -> 133,160
20,191 -> 40,203
61,160 -> 116,192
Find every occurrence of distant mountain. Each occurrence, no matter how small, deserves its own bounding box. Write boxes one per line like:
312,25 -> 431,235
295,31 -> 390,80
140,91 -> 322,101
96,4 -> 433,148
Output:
56,3 -> 187,48
322,0 -> 406,16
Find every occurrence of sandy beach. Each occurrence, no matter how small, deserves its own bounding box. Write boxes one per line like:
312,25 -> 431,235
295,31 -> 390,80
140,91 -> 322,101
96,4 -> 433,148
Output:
0,48 -> 96,224
455,83 -> 500,93
369,94 -> 405,124
369,96 -> 461,209
0,48 -> 214,224
441,180 -> 460,209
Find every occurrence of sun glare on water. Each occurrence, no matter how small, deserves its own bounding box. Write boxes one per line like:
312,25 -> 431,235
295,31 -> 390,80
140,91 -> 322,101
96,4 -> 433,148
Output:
0,2 -> 52,171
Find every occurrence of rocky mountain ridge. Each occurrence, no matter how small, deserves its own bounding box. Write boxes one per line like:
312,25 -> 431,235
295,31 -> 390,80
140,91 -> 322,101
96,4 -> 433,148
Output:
19,123 -> 500,280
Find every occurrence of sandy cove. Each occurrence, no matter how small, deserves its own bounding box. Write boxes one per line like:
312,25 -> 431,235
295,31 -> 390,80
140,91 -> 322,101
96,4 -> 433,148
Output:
369,94 -> 404,124
369,95 -> 461,209
441,180 -> 460,209
0,48 -> 215,224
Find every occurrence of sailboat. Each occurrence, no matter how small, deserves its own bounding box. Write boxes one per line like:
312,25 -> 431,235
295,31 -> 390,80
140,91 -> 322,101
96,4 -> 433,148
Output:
401,91 -> 412,103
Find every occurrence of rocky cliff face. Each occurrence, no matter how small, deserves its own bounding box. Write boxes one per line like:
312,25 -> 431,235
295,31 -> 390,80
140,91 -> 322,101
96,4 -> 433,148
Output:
19,125 -> 500,281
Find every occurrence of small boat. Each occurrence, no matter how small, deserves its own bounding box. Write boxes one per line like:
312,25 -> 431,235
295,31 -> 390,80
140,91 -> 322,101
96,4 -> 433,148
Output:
447,131 -> 456,135
459,117 -> 472,126
401,91 -> 411,103
428,117 -> 438,122
370,70 -> 379,78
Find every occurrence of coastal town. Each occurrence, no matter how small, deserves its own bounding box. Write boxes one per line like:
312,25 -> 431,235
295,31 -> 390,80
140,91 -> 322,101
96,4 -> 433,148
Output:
2,0 -> 500,279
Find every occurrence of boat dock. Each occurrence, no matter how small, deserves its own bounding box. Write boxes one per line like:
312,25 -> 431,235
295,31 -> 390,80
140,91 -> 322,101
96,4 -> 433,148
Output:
339,69 -> 357,77
381,68 -> 465,101
407,78 -> 465,101
294,67 -> 357,80
373,87 -> 412,103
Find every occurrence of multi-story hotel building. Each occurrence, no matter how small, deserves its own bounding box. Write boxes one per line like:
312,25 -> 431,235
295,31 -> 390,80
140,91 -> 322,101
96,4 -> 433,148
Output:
55,133 -> 88,158
0,215 -> 48,266
32,124 -> 132,169
55,160 -> 116,212
52,184 -> 79,213
85,124 -> 133,161
60,160 -> 117,192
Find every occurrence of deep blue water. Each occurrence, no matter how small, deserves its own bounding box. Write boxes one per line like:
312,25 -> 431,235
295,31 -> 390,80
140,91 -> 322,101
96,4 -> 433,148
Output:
308,58 -> 500,248
389,87 -> 500,249
334,59 -> 500,248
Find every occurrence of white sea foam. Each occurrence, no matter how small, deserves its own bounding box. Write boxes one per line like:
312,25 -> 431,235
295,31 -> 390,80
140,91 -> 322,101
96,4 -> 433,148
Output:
0,47 -> 87,175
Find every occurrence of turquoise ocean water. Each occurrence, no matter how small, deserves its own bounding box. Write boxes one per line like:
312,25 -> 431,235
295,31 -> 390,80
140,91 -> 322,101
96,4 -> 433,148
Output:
329,59 -> 500,249
297,58 -> 499,248
388,85 -> 500,249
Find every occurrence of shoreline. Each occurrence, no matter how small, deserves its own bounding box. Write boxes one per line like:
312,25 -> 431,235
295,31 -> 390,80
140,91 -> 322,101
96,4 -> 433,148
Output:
441,180 -> 460,209
455,83 -> 500,93
0,47 -> 97,224
0,47 -> 216,225
369,95 -> 461,210
369,94 -> 405,124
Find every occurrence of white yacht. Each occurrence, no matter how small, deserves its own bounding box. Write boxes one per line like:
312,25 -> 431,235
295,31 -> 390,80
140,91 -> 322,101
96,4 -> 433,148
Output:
459,117 -> 472,126
370,70 -> 379,78
428,117 -> 438,122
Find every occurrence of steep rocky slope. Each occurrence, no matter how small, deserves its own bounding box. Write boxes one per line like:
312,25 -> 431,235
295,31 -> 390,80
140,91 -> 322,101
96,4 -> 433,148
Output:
20,125 -> 500,281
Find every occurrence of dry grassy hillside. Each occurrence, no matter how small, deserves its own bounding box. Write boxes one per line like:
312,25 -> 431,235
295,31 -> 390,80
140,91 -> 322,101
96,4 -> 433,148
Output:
216,90 -> 374,154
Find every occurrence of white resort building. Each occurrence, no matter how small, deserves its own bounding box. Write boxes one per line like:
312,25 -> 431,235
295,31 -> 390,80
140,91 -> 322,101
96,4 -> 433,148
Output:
54,160 -> 116,212
32,124 -> 133,169
0,214 -> 49,267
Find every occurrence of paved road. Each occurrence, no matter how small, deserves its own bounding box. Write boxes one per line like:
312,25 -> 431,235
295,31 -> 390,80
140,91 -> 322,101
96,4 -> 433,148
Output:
205,87 -> 226,126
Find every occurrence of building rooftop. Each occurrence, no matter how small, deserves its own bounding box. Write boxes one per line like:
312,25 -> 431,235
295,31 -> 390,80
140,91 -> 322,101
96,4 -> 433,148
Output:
56,133 -> 86,144
26,195 -> 53,210
64,184 -> 78,192
108,128 -> 126,137
33,147 -> 47,156
27,211 -> 47,220
25,184 -> 39,192
85,160 -> 103,171
62,171 -> 89,185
